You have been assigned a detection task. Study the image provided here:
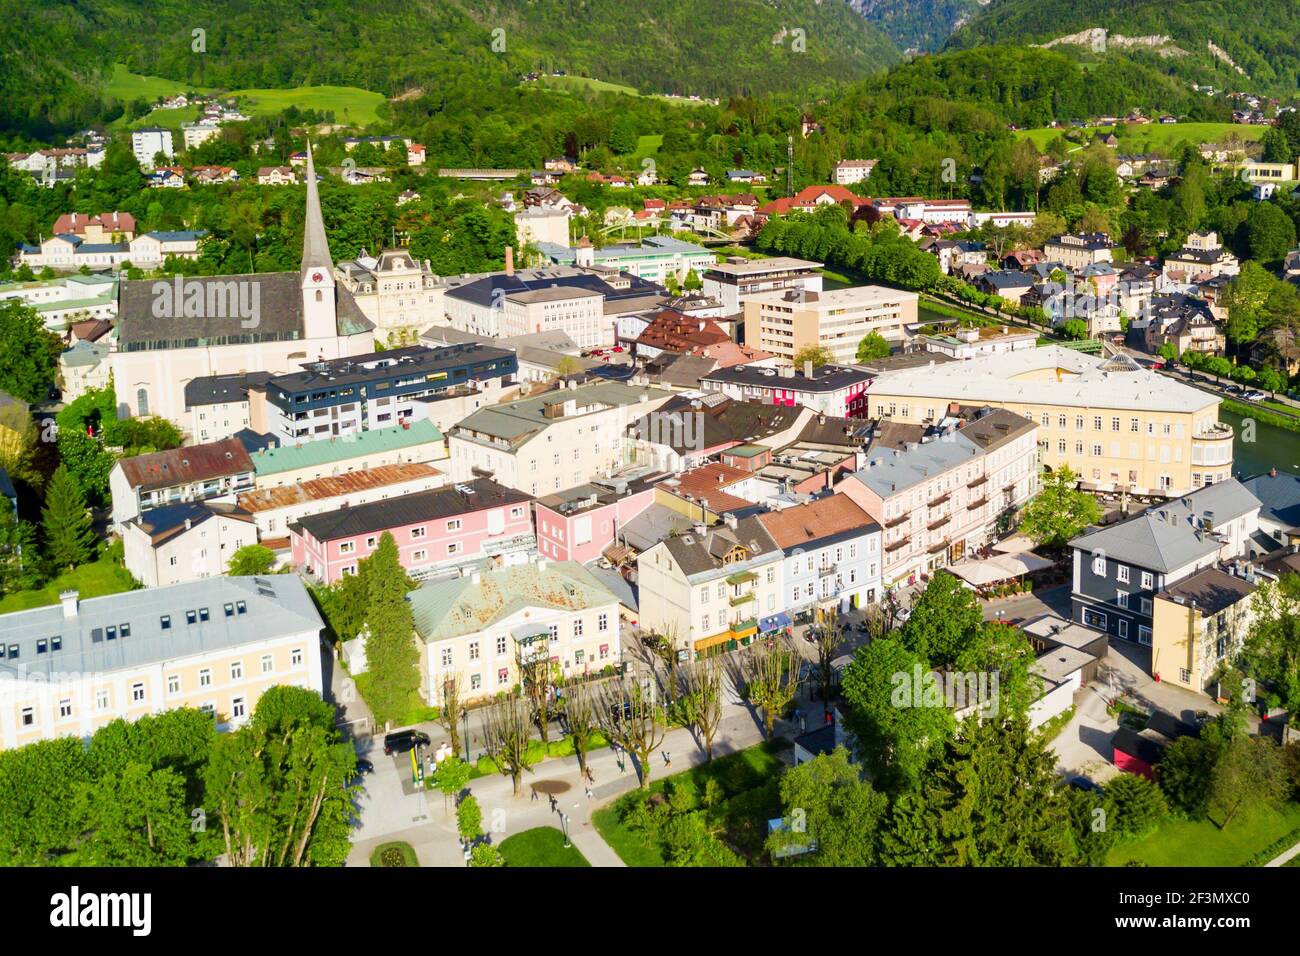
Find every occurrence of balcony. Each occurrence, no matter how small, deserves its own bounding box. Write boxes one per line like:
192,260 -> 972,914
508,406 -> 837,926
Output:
927,514 -> 949,531
927,538 -> 950,554
729,617 -> 758,639
729,591 -> 756,607
929,492 -> 951,508
726,570 -> 758,586
885,538 -> 908,553
1193,422 -> 1233,441
885,513 -> 909,529
817,563 -> 837,579
968,496 -> 988,511
967,474 -> 987,489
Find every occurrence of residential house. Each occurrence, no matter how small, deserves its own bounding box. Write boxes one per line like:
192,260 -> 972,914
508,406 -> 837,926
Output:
123,501 -> 258,587
109,437 -> 256,530
1152,565 -> 1257,693
1069,479 -> 1262,646
701,363 -> 873,419
756,495 -> 882,619
1043,233 -> 1115,271
833,159 -> 877,185
407,558 -> 621,705
534,469 -> 667,563
248,418 -> 447,489
637,514 -> 785,655
291,477 -> 534,584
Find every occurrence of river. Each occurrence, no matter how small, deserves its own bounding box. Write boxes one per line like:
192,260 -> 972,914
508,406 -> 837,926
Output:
1221,407 -> 1300,479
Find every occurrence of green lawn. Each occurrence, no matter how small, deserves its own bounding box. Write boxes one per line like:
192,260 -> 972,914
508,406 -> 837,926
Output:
104,63 -> 211,104
530,75 -> 706,107
1014,122 -> 1264,153
592,740 -> 789,867
0,555 -> 139,614
630,134 -> 664,162
498,827 -> 591,867
106,65 -> 386,131
369,841 -> 418,867
1106,802 -> 1300,867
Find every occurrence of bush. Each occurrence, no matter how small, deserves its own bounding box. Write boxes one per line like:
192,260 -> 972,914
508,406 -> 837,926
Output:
370,841 -> 417,867
1106,773 -> 1169,837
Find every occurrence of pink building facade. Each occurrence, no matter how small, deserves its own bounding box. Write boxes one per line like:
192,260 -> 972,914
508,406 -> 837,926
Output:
291,478 -> 534,584
534,476 -> 662,563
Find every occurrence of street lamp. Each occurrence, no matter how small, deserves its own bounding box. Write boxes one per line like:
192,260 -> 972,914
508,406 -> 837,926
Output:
560,813 -> 571,848
463,845 -> 471,868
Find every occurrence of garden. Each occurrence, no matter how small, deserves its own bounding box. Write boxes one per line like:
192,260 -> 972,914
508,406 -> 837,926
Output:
592,740 -> 790,867
498,827 -> 591,867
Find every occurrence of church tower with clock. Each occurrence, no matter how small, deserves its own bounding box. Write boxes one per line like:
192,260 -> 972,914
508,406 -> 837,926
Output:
300,143 -> 339,340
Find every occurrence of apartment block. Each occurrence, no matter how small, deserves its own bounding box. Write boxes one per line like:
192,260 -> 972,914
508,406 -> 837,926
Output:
746,286 -> 918,366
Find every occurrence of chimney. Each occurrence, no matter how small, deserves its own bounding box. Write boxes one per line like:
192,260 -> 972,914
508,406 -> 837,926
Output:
1270,466 -> 1278,477
59,589 -> 79,620
504,245 -> 514,276
804,360 -> 813,379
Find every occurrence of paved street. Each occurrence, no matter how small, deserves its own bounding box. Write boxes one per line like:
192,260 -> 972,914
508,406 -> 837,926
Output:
345,688 -> 800,866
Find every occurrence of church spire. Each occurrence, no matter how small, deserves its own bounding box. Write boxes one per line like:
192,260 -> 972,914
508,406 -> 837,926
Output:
301,142 -> 332,275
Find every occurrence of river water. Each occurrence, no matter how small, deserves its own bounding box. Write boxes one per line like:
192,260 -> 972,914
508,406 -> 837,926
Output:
1221,407 -> 1300,480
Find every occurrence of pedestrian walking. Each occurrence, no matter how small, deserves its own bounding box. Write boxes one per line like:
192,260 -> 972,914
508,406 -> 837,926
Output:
549,794 -> 558,812
662,750 -> 671,768
530,786 -> 538,803
585,766 -> 595,785
585,785 -> 593,800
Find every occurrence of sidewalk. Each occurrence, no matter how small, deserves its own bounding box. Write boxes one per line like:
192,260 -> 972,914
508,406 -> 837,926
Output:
350,694 -> 788,867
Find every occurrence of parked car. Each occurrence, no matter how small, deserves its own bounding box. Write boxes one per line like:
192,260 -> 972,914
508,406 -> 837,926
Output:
383,729 -> 430,755
1225,383 -> 1242,394
609,700 -> 633,722
1067,774 -> 1101,793
355,757 -> 374,774
1244,390 -> 1267,401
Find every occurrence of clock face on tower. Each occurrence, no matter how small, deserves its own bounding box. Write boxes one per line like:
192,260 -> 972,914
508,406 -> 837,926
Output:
311,271 -> 324,283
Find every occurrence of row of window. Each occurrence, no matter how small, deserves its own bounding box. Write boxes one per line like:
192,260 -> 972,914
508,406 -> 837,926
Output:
16,690 -> 259,730
461,644 -> 614,691
1090,555 -> 1154,591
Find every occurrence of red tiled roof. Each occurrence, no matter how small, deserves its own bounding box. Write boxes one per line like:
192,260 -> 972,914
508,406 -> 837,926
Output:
51,211 -> 136,236
118,437 -> 253,492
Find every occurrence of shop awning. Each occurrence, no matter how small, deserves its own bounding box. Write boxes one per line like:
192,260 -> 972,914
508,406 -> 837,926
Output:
949,551 -> 1054,586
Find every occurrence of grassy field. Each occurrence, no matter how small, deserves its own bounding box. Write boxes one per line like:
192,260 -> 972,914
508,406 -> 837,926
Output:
0,555 -> 139,614
630,134 -> 664,163
530,75 -> 707,107
498,827 -> 591,867
103,63 -> 211,104
1106,802 -> 1300,867
1015,122 -> 1265,153
107,66 -> 386,131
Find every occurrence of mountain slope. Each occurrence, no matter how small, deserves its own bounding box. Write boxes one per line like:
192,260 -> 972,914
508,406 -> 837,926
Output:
948,0 -> 1300,96
847,0 -> 981,54
1,0 -> 901,138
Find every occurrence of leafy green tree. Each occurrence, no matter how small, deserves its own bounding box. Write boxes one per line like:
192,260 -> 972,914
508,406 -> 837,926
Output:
766,747 -> 886,866
792,345 -> 834,370
1241,573 -> 1300,716
953,621 -> 1039,721
205,686 -> 356,866
1157,342 -> 1179,363
840,637 -> 954,791
227,543 -> 276,576
41,463 -> 95,571
470,842 -> 504,867
456,793 -> 483,844
891,716 -> 1077,866
435,756 -> 471,814
855,331 -> 892,362
1061,318 -> 1089,341
682,268 -> 702,291
0,501 -> 41,595
0,737 -> 94,864
1246,202 -> 1297,267
1019,465 -> 1102,550
80,763 -> 194,866
744,645 -> 800,739
1208,734 -> 1288,828
897,570 -> 984,665
358,532 -> 420,728
1104,773 -> 1168,837
0,300 -> 61,404
1065,786 -> 1116,866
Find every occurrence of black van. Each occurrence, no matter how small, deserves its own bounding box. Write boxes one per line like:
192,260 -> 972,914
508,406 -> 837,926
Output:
383,729 -> 431,755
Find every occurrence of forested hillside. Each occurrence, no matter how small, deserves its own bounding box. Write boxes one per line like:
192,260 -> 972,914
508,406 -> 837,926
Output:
1,0 -> 900,137
847,0 -> 979,53
949,0 -> 1300,97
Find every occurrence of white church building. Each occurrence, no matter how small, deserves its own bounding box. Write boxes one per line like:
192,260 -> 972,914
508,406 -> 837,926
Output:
110,146 -> 377,423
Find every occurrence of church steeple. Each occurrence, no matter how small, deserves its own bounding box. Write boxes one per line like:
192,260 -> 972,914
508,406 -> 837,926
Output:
300,142 -> 337,339
301,142 -> 333,275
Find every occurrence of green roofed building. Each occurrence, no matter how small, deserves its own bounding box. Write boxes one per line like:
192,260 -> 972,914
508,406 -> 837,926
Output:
405,558 -> 622,705
250,419 -> 447,487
